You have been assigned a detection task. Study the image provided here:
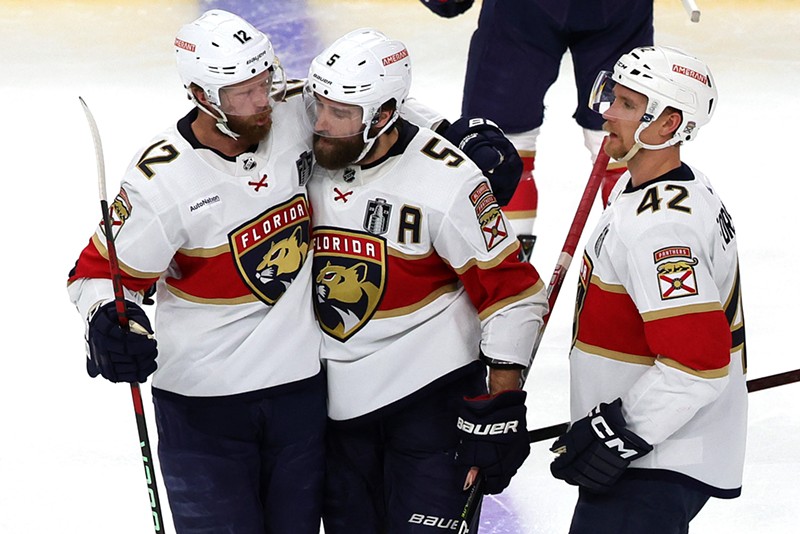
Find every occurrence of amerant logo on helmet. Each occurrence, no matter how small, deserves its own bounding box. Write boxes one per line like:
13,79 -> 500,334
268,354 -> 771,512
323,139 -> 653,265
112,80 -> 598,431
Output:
672,64 -> 708,85
174,38 -> 196,52
382,48 -> 408,66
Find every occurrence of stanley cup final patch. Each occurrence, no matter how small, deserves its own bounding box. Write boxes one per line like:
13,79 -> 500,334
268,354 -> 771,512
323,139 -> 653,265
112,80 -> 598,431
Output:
469,182 -> 508,251
653,246 -> 699,300
363,198 -> 392,236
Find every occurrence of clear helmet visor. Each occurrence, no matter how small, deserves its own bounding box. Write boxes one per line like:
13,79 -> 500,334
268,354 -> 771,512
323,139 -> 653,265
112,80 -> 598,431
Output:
588,71 -> 649,122
303,84 -> 368,138
217,71 -> 274,117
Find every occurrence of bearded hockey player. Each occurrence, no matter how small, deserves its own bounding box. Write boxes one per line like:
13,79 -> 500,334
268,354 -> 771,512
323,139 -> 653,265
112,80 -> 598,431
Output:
67,10 -> 328,533
550,46 -> 748,533
303,28 -> 549,533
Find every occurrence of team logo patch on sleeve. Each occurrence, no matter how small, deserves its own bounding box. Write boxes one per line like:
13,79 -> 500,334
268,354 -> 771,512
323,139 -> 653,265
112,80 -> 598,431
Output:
104,187 -> 133,240
654,246 -> 699,300
228,194 -> 311,305
312,227 -> 387,342
469,182 -> 508,251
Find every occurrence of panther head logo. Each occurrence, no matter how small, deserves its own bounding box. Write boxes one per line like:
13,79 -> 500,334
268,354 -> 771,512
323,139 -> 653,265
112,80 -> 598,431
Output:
255,226 -> 308,287
315,260 -> 383,341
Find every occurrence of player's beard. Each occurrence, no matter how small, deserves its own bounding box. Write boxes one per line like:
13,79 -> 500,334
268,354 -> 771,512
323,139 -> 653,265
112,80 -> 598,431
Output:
313,133 -> 367,170
228,109 -> 272,145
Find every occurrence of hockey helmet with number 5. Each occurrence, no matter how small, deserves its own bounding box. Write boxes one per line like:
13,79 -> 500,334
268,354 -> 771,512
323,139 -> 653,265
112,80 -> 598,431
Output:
589,46 -> 717,149
305,28 -> 412,140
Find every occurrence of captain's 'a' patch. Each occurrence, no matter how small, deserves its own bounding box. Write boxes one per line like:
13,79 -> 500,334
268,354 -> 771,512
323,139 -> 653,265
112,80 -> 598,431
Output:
654,246 -> 699,300
469,181 -> 508,251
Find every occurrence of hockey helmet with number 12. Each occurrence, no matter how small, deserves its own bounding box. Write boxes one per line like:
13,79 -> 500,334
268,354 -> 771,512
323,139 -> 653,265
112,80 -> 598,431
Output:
305,28 -> 411,158
175,10 -> 280,136
589,46 -> 717,150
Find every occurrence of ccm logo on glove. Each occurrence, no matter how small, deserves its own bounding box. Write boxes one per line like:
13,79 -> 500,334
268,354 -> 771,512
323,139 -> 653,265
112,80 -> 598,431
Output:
457,417 -> 519,435
590,411 -> 641,460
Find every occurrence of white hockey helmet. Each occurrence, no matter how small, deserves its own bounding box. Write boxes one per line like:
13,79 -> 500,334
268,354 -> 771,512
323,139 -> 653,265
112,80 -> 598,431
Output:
589,46 -> 717,151
175,10 -> 279,135
304,28 -> 411,154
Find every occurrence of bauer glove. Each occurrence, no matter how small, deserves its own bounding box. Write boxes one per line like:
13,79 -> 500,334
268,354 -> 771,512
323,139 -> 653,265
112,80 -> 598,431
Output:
550,398 -> 652,493
443,117 -> 523,206
456,389 -> 530,494
87,300 -> 158,383
419,0 -> 475,18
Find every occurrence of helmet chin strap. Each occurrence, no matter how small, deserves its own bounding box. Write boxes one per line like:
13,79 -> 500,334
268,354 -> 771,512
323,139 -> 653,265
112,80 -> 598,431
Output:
190,92 -> 241,140
616,122 -> 680,162
355,111 -> 399,164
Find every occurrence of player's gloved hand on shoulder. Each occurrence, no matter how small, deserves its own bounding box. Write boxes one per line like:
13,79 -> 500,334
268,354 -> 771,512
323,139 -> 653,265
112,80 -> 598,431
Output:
456,389 -> 530,494
550,398 -> 652,494
87,300 -> 158,383
420,0 -> 475,18
443,117 -> 523,206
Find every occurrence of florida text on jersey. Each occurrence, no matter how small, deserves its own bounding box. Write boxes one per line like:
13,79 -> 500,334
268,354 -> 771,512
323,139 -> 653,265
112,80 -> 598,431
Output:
68,89 -> 322,397
308,120 -> 548,421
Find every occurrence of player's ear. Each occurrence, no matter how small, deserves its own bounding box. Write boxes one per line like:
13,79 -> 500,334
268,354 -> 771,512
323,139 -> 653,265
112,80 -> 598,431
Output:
659,107 -> 683,139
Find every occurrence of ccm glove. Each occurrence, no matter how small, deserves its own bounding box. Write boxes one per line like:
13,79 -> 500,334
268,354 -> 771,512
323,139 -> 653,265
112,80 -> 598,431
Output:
420,0 -> 475,18
443,118 -> 523,206
550,398 -> 652,494
456,390 -> 530,494
87,301 -> 158,383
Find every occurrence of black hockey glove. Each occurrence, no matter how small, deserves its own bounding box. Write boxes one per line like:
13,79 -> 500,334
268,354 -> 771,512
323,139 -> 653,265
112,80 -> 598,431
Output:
87,301 -> 158,383
456,390 -> 530,495
550,398 -> 652,494
419,0 -> 475,18
443,117 -> 523,206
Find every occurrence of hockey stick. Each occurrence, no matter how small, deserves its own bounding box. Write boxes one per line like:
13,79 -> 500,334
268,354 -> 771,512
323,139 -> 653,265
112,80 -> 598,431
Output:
457,139 -> 611,533
681,0 -> 701,23
79,97 -> 167,533
525,368 -> 800,444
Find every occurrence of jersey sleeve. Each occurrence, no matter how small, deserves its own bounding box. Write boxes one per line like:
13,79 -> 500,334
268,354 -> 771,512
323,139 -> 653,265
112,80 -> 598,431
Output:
432,175 -> 547,366
618,219 -> 732,444
67,166 -> 177,318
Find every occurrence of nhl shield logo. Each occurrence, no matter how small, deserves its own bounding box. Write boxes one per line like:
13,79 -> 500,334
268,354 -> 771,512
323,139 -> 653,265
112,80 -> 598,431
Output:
312,227 -> 387,342
228,194 -> 311,305
363,198 -> 392,235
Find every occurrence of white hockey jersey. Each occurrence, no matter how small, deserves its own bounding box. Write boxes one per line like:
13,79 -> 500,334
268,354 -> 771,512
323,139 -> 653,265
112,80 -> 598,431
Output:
308,121 -> 548,421
570,163 -> 747,497
68,93 -> 322,397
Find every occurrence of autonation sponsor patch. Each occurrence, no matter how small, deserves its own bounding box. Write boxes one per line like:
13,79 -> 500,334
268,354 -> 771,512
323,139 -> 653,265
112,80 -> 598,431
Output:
189,194 -> 221,213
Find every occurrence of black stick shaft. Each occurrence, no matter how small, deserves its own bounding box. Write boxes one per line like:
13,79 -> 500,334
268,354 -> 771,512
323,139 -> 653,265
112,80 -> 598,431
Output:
528,368 -> 800,444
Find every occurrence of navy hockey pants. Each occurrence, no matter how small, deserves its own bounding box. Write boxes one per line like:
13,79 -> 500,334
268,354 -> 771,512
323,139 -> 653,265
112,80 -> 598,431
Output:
153,372 -> 326,534
568,475 -> 710,534
462,0 -> 654,133
322,365 -> 487,534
